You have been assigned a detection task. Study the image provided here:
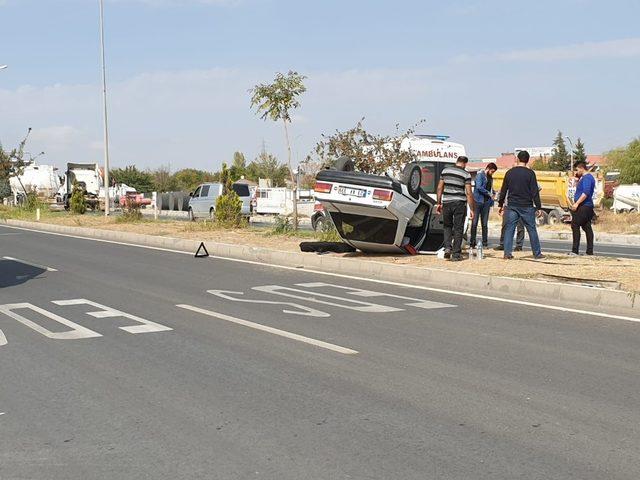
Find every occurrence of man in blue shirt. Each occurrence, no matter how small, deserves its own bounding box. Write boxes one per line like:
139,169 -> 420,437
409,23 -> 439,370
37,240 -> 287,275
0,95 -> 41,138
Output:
470,162 -> 497,249
570,161 -> 596,255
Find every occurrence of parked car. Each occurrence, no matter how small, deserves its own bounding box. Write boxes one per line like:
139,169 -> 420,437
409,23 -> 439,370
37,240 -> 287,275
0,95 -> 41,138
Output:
188,182 -> 251,220
311,201 -> 330,231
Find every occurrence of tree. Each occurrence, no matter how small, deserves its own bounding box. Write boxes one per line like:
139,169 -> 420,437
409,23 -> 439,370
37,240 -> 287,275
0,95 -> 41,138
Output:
0,129 -> 33,200
152,165 -> 179,192
549,130 -> 570,171
173,168 -> 216,192
250,71 -> 307,229
230,151 -> 247,182
310,118 -> 423,175
606,137 -> 640,184
573,138 -> 587,164
245,149 -> 289,186
110,166 -> 155,193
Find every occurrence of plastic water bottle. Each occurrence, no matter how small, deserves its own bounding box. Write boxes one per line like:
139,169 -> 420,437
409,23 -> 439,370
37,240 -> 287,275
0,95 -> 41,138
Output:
469,247 -> 476,260
477,244 -> 484,261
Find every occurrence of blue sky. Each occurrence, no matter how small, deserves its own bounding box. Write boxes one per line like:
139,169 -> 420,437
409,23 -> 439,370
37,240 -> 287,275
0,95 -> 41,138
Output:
1,0 -> 639,171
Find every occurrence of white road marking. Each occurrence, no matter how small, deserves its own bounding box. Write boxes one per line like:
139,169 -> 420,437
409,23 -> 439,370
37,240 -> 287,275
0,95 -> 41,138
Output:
207,290 -> 330,317
252,285 -> 402,313
0,328 -> 6,346
296,282 -> 456,310
0,233 -> 21,236
4,224 -> 640,324
176,304 -> 358,355
0,412 -> 5,416
2,256 -> 57,272
52,299 -> 172,334
0,303 -> 102,340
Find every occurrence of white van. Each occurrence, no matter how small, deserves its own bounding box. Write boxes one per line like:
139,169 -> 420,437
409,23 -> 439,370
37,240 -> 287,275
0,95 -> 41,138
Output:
188,182 -> 251,220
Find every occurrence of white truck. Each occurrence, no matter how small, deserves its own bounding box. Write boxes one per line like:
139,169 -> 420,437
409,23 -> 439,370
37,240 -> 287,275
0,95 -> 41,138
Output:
9,163 -> 60,202
314,135 -> 467,253
56,163 -> 103,211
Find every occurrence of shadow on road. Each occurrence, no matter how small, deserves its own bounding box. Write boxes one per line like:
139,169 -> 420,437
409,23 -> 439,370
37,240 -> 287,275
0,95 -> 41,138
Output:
0,259 -> 47,288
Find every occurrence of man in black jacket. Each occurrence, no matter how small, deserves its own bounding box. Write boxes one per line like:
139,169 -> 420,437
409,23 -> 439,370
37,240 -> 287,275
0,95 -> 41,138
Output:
497,151 -> 544,259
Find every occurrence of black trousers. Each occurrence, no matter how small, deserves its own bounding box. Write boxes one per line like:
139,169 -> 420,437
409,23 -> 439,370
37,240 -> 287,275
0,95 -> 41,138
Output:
499,215 -> 524,248
571,205 -> 594,254
443,200 -> 467,256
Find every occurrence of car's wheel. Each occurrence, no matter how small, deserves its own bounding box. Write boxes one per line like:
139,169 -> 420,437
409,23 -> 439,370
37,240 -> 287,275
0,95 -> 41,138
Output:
536,210 -> 549,226
209,208 -> 215,220
401,163 -> 422,199
314,216 -> 326,232
188,208 -> 195,221
548,210 -> 562,225
335,156 -> 355,172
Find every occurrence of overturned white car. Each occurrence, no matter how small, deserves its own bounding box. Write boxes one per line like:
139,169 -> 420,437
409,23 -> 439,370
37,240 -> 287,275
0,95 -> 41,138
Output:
314,135 -> 467,254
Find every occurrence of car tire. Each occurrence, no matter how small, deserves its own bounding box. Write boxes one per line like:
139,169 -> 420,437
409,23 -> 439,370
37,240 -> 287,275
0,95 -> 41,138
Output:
536,211 -> 549,226
335,156 -> 355,172
402,163 -> 422,199
313,216 -> 326,231
209,208 -> 215,220
548,210 -> 562,225
188,208 -> 195,221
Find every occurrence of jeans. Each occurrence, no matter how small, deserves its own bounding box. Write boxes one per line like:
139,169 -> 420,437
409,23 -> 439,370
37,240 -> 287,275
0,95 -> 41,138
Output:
499,216 -> 525,248
470,202 -> 491,247
504,206 -> 542,257
571,205 -> 595,254
443,200 -> 467,257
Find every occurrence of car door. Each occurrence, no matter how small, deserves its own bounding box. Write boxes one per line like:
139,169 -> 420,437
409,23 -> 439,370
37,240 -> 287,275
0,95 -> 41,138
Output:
197,185 -> 211,216
189,186 -> 202,216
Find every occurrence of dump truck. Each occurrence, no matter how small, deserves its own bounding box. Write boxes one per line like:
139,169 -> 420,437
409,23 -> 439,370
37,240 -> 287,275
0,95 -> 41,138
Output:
491,170 -> 604,225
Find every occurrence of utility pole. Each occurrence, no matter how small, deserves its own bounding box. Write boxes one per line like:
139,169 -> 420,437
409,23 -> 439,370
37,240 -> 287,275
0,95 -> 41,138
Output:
99,0 -> 111,215
565,136 -> 574,172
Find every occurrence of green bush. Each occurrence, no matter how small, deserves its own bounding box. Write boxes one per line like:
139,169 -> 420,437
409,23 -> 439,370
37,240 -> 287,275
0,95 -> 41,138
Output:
215,191 -> 244,228
22,192 -> 44,212
70,187 -> 87,215
272,215 -> 293,234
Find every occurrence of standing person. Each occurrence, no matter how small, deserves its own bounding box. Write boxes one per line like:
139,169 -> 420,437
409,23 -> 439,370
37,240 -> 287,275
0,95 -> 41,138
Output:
569,160 -> 596,256
495,217 -> 525,251
497,150 -> 544,259
436,156 -> 476,261
470,162 -> 497,249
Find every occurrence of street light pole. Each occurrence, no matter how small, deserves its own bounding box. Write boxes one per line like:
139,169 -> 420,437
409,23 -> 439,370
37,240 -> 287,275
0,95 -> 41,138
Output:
99,0 -> 111,216
565,136 -> 574,172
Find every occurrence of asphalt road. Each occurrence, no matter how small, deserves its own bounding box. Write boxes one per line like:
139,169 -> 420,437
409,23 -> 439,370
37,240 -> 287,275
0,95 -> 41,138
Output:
1,224 -> 640,480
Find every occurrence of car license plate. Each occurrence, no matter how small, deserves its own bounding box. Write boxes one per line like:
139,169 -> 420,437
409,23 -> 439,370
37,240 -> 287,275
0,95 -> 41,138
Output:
338,186 -> 366,197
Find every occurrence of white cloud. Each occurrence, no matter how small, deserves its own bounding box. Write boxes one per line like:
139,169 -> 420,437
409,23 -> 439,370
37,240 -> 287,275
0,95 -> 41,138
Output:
454,37 -> 640,63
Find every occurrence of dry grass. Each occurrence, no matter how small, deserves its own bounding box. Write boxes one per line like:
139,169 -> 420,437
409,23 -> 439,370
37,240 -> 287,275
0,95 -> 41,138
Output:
9,211 -> 640,294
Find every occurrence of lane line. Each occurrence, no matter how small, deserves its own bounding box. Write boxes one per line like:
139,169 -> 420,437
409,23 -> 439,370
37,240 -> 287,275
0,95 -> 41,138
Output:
0,233 -> 21,236
3,224 -> 640,324
176,304 -> 358,355
2,256 -> 58,272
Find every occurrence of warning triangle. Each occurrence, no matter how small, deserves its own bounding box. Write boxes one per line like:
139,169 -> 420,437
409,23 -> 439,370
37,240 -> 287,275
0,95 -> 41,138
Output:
195,242 -> 209,258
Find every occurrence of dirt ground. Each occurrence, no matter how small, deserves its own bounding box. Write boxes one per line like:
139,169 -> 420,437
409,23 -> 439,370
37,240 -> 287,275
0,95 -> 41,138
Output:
7,212 -> 640,294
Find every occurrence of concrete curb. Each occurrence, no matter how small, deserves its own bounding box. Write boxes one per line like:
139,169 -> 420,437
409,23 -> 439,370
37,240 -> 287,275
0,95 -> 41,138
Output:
3,219 -> 637,314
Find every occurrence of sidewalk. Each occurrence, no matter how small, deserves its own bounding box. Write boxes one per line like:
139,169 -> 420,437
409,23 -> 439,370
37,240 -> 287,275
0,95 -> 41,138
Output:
487,223 -> 640,246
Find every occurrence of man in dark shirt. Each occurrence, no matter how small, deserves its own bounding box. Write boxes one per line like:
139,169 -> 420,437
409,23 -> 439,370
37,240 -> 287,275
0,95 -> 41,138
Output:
436,156 -> 475,261
497,150 -> 544,259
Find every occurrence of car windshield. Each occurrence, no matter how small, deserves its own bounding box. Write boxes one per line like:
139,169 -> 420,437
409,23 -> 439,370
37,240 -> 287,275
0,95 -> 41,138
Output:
417,162 -> 437,194
332,212 -> 398,244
